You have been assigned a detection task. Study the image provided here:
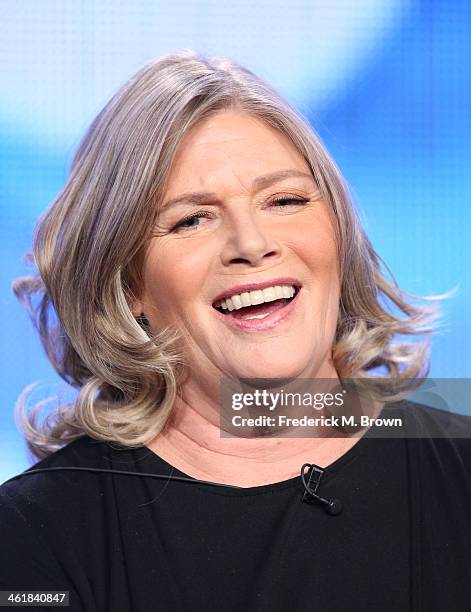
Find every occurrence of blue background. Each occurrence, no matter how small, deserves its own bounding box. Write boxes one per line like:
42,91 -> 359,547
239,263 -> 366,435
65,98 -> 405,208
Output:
1,0 -> 470,481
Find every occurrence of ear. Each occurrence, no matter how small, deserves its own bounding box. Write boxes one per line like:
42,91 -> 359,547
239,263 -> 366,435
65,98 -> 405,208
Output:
126,280 -> 145,318
130,298 -> 144,319
125,252 -> 146,319
124,270 -> 145,319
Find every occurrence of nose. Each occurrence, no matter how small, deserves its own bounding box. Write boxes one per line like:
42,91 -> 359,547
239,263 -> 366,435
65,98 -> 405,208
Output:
220,208 -> 281,267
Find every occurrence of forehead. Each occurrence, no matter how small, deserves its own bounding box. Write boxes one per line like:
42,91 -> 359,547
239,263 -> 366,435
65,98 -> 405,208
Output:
164,111 -> 311,195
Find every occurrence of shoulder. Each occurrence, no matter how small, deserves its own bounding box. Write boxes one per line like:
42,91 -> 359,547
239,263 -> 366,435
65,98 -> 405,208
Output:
398,398 -> 471,432
0,435 -> 119,581
0,435 -> 112,516
389,399 -> 471,470
0,436 -> 111,601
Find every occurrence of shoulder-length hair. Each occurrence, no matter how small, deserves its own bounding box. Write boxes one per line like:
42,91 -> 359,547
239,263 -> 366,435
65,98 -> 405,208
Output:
14,49 -> 441,459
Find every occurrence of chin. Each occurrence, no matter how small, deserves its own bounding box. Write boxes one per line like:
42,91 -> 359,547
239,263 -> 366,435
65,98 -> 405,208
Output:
230,359 -> 312,382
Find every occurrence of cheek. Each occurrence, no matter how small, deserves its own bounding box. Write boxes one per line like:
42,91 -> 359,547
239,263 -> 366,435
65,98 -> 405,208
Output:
287,212 -> 339,279
287,214 -> 340,330
307,234 -> 339,281
141,239 -> 213,318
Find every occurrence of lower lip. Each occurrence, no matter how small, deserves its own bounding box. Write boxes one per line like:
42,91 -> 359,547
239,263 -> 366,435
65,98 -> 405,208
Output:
212,288 -> 302,331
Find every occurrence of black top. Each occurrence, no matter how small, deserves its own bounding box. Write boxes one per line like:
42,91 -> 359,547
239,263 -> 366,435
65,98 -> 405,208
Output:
1,401 -> 471,612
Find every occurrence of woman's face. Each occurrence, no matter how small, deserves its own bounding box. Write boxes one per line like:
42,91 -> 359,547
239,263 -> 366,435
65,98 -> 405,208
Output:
135,110 -> 340,382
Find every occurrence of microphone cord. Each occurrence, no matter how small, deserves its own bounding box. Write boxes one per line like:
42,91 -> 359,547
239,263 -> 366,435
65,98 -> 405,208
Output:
3,464 -> 343,515
2,466 -> 242,490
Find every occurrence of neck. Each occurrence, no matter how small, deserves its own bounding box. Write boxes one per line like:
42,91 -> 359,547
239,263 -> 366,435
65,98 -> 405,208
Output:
146,364 -> 381,487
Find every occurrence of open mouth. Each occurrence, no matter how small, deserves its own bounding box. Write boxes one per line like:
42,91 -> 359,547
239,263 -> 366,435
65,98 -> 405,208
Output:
212,285 -> 301,321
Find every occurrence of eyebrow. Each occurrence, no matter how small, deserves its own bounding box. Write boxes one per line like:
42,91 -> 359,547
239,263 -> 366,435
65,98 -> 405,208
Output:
160,169 -> 315,211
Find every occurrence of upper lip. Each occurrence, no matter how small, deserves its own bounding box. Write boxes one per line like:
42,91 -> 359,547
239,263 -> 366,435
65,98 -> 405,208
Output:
212,277 -> 302,305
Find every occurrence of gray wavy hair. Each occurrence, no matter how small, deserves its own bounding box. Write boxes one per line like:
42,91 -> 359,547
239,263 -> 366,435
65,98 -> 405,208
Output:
13,49 -> 441,460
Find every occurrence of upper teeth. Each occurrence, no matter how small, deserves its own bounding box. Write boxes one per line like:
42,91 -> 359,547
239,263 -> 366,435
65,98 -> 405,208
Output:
215,285 -> 297,311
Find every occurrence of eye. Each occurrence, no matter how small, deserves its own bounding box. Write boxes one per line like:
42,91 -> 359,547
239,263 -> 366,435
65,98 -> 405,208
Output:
169,197 -> 309,232
270,196 -> 309,208
172,211 -> 213,232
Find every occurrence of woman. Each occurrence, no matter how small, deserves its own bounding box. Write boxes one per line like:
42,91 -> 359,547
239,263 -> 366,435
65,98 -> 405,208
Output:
1,50 -> 470,612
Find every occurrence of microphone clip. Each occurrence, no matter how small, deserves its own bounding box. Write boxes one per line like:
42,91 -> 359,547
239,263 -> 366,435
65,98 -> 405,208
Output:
301,463 -> 343,516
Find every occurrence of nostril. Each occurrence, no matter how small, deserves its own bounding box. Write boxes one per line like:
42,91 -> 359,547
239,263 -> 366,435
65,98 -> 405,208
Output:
230,258 -> 249,265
